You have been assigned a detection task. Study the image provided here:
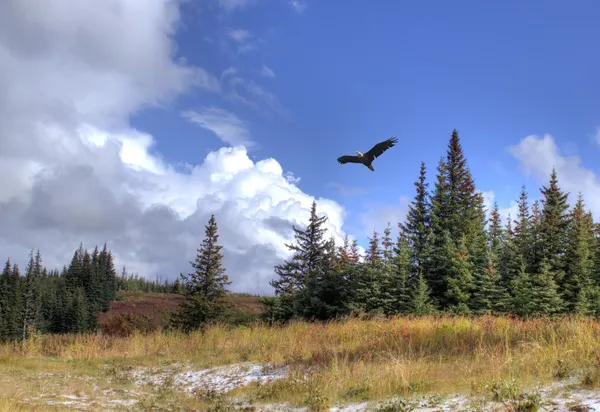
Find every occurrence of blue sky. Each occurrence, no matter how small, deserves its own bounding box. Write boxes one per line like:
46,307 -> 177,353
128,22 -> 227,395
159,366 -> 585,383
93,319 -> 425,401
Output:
132,0 -> 600,244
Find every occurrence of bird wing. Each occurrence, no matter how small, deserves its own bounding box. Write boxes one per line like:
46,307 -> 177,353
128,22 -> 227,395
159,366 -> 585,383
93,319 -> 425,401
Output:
365,137 -> 398,160
337,155 -> 362,164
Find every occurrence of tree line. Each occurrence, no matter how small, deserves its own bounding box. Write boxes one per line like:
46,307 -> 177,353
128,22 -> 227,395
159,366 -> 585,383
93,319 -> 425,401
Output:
0,244 -> 121,341
261,130 -> 600,321
4,129 -> 599,337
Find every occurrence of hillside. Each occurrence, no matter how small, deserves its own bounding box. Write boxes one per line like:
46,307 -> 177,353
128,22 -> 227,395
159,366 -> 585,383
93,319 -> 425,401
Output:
98,291 -> 265,336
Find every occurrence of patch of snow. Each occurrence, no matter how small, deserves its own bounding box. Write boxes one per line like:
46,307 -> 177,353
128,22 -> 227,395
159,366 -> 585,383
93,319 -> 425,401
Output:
131,362 -> 289,394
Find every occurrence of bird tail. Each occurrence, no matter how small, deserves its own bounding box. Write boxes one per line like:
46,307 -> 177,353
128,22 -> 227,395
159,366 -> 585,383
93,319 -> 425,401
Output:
367,164 -> 375,171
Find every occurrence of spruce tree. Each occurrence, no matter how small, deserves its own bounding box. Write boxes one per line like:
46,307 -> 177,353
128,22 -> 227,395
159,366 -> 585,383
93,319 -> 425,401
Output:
391,228 -> 411,314
510,258 -> 534,316
171,214 -> 232,332
513,186 -> 532,262
268,201 -> 331,320
530,258 -> 564,316
410,272 -> 436,315
562,193 -> 595,313
400,161 -> 433,278
539,168 -> 570,286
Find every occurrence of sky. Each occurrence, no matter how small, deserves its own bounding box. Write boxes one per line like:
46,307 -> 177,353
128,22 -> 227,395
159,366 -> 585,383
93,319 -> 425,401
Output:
1,0 -> 600,295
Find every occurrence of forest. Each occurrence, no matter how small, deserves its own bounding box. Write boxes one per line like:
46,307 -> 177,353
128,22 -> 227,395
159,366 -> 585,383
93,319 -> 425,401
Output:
1,129 -> 599,343
263,129 -> 600,322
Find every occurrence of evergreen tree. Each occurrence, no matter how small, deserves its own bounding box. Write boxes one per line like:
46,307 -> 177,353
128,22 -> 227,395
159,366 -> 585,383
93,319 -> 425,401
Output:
539,168 -> 570,285
562,193 -> 595,313
510,258 -> 534,316
410,272 -> 436,315
392,228 -> 412,314
171,214 -> 232,332
529,258 -> 564,316
400,161 -> 433,278
268,201 -> 332,321
528,200 -> 544,273
513,186 -> 532,262
22,250 -> 42,340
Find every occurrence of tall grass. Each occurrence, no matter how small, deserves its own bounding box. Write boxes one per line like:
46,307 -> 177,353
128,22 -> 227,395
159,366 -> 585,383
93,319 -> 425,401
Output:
2,314 -> 600,408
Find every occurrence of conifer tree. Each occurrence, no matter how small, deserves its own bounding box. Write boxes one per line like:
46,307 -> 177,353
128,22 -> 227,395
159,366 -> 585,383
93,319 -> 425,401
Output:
381,223 -> 394,267
410,272 -> 436,315
513,186 -> 532,262
400,161 -> 433,278
510,259 -> 534,316
528,200 -> 544,273
562,193 -> 595,313
391,228 -> 411,314
539,168 -> 570,285
268,201 -> 331,320
529,258 -> 564,316
171,214 -> 232,332
22,250 -> 42,340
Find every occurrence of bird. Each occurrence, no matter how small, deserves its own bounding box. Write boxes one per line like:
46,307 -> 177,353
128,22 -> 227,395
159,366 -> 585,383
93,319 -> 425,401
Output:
336,137 -> 398,171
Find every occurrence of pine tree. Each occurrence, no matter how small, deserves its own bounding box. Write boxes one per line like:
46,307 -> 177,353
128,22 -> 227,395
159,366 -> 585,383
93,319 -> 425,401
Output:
498,214 -> 521,297
445,237 -> 474,314
400,161 -> 433,278
562,193 -> 595,313
365,229 -> 383,267
539,168 -> 570,286
22,250 -> 42,340
391,228 -> 411,314
528,200 -> 544,273
530,258 -> 564,316
513,186 -> 531,252
381,223 -> 394,267
268,201 -> 331,321
410,272 -> 436,315
510,258 -> 534,316
171,214 -> 232,332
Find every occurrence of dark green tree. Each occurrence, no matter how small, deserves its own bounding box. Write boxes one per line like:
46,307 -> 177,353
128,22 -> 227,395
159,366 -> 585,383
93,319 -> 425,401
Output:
171,214 -> 232,332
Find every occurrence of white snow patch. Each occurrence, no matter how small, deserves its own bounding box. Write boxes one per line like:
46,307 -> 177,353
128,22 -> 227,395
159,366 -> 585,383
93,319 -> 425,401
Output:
131,362 -> 289,394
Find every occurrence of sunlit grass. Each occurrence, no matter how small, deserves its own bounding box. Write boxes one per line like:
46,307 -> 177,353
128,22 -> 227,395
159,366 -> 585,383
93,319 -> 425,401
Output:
2,314 -> 600,410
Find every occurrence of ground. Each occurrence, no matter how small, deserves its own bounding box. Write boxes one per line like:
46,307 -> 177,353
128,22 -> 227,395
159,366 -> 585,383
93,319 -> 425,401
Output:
2,311 -> 600,411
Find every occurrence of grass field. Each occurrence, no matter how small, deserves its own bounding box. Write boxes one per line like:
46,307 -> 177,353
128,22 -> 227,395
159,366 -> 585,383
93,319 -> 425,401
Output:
2,312 -> 600,411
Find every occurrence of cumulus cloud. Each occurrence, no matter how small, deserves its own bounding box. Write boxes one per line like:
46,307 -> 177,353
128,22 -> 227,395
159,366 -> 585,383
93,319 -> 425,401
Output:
0,0 -> 351,295
182,107 -> 254,147
509,134 -> 600,217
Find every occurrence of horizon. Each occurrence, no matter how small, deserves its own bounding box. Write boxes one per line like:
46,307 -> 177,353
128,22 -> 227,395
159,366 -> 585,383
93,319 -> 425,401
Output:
1,0 -> 600,295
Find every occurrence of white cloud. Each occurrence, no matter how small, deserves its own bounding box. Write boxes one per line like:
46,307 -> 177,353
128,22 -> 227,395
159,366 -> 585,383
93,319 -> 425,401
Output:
0,0 -> 351,295
182,107 -> 254,147
259,64 -> 276,78
509,134 -> 600,218
289,0 -> 307,13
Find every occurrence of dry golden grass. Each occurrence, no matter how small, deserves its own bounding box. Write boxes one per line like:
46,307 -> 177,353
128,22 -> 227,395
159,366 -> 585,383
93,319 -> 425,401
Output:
2,314 -> 600,410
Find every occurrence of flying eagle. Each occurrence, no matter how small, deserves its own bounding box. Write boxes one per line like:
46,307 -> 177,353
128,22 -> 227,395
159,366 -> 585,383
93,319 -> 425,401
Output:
337,137 -> 398,171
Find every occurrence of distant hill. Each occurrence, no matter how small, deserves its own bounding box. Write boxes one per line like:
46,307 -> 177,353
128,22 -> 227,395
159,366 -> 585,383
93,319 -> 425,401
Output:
98,291 -> 265,336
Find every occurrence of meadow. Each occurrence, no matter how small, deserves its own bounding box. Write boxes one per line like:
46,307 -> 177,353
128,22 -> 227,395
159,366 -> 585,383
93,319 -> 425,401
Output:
2,312 -> 600,411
